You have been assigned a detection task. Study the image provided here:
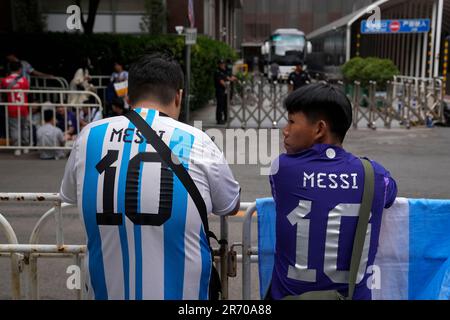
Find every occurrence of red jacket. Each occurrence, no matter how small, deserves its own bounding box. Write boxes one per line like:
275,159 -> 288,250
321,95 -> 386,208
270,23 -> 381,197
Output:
1,73 -> 30,118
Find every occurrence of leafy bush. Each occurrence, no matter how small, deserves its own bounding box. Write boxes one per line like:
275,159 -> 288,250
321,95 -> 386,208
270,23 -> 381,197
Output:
0,32 -> 237,110
342,57 -> 400,90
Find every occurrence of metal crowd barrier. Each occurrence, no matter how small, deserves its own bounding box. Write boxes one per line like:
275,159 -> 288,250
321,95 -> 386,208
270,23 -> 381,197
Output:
227,75 -> 289,129
0,193 -> 252,300
90,75 -> 111,104
227,74 -> 445,129
352,78 -> 445,130
0,89 -> 103,150
0,193 -> 83,300
29,76 -> 70,104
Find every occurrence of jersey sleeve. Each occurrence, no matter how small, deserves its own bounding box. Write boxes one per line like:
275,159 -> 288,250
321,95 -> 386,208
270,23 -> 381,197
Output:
60,138 -> 79,204
203,138 -> 240,216
383,172 -> 397,209
371,160 -> 398,209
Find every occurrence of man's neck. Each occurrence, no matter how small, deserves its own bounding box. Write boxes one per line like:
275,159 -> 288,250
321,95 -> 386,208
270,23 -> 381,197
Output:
131,102 -> 175,119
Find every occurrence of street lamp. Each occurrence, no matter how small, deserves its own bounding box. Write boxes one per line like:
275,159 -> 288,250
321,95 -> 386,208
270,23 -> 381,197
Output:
175,25 -> 197,123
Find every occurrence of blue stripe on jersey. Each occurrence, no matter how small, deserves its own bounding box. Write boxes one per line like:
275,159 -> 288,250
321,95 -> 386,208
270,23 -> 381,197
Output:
164,129 -> 194,299
117,119 -> 134,300
135,109 -> 156,300
199,224 -> 212,300
82,123 -> 109,299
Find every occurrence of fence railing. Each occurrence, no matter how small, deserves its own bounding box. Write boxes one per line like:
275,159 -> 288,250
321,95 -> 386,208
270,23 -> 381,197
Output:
90,75 -> 111,104
29,76 -> 70,104
226,74 -> 445,129
0,89 -> 102,150
0,193 -> 250,300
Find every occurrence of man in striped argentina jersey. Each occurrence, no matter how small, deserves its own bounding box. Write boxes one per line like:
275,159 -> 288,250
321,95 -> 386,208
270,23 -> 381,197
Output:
60,54 -> 241,300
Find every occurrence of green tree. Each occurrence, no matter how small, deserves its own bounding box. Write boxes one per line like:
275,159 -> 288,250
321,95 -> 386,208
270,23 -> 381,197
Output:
140,0 -> 166,35
12,0 -> 46,33
342,57 -> 400,90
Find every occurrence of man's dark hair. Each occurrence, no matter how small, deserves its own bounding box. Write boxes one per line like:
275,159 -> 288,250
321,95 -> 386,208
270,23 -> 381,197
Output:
284,82 -> 353,143
128,53 -> 184,106
6,50 -> 17,57
8,61 -> 21,72
44,109 -> 54,123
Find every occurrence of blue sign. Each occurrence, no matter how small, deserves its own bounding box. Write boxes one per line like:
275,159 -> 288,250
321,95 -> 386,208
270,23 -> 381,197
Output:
361,19 -> 431,34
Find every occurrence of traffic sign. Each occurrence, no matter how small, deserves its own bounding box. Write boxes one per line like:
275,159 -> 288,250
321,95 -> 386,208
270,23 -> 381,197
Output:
361,19 -> 431,34
389,21 -> 400,33
185,28 -> 197,45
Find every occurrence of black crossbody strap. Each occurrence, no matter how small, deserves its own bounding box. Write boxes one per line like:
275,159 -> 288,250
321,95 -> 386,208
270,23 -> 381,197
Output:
124,110 -> 212,245
347,158 -> 375,300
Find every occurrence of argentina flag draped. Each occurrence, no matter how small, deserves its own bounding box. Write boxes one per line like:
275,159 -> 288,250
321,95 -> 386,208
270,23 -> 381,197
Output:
256,198 -> 450,300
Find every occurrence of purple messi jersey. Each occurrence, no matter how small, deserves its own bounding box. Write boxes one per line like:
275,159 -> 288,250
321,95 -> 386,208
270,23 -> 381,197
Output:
269,144 -> 397,300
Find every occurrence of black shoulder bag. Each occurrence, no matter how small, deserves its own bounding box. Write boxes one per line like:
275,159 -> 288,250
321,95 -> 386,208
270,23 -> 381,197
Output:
124,110 -> 222,300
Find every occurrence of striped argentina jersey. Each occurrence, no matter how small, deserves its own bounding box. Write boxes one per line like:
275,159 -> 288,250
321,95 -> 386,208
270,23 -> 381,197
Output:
60,108 -> 240,300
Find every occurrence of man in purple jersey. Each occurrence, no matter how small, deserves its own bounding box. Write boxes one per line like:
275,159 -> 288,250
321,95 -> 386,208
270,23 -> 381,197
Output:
268,83 -> 397,300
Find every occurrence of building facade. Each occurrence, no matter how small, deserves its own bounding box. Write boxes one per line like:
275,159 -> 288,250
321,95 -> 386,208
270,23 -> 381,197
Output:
2,0 -> 242,50
241,0 -> 377,63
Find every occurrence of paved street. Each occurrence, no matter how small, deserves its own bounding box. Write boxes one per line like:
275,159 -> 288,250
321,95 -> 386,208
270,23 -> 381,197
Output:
1,108 -> 449,299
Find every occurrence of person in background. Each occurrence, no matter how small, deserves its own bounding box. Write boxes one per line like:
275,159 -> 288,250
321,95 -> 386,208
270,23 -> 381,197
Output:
270,61 -> 280,84
0,61 -> 30,156
37,109 -> 66,160
6,51 -> 53,83
69,57 -> 95,106
288,63 -> 311,92
110,61 -> 128,84
111,97 -> 127,116
79,106 -> 102,130
214,59 -> 236,125
56,106 -> 78,140
106,61 -> 129,115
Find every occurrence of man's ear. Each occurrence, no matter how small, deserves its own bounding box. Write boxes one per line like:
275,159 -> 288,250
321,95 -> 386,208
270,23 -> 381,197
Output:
175,89 -> 183,109
315,120 -> 328,140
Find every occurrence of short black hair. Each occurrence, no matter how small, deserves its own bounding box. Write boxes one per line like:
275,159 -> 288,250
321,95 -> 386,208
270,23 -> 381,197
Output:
128,53 -> 184,106
284,83 -> 353,143
6,50 -> 17,57
8,61 -> 21,72
44,109 -> 54,122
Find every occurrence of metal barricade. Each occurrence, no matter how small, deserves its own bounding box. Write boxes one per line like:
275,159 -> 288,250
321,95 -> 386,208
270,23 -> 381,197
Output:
241,202 -> 258,300
0,89 -> 103,150
90,75 -> 111,103
351,78 -> 445,130
0,193 -> 249,300
0,193 -> 84,300
227,75 -> 289,128
229,75 -> 445,130
29,76 -> 70,104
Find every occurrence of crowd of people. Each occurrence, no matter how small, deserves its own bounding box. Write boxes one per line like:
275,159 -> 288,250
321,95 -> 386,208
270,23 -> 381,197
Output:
0,53 -> 129,159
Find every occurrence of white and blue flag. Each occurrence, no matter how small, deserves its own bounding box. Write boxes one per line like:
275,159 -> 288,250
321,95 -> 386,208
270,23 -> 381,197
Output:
256,197 -> 450,300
